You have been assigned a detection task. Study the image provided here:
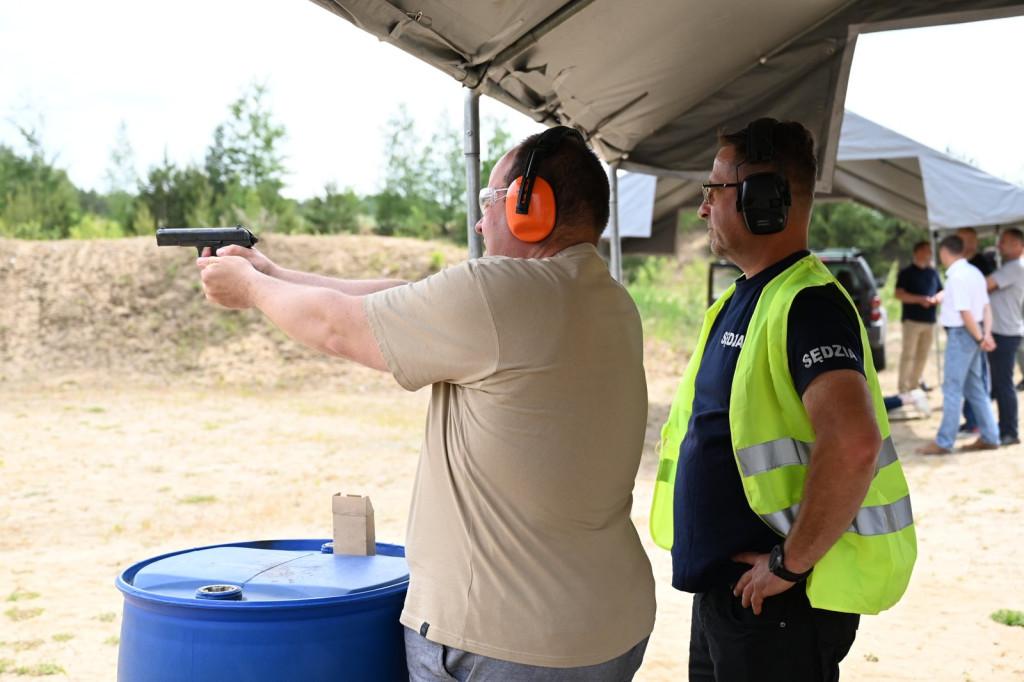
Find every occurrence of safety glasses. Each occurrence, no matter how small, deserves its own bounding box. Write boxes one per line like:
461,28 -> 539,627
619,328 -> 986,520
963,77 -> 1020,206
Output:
701,182 -> 741,204
479,186 -> 512,213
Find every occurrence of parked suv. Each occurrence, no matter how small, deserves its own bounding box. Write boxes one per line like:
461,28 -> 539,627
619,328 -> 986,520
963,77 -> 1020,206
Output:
707,248 -> 887,370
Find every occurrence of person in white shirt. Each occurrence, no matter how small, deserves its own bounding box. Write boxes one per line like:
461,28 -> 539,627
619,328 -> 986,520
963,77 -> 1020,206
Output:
917,234 -> 1000,454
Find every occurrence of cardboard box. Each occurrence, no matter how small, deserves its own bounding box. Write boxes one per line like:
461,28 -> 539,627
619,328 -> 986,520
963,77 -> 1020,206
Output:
332,493 -> 375,556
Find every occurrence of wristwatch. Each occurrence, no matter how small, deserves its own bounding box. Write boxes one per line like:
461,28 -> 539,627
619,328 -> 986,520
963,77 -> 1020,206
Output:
768,544 -> 813,582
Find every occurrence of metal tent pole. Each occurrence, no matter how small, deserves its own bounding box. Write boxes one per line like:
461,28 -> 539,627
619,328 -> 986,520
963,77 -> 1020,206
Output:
931,228 -> 942,387
464,88 -> 483,259
607,161 -> 622,282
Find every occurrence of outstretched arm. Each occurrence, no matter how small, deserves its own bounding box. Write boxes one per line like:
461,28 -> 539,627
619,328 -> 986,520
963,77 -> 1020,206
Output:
198,254 -> 389,371
210,244 -> 407,296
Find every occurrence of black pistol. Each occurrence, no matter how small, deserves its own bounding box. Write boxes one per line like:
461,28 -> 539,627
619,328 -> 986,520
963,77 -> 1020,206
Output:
156,225 -> 259,257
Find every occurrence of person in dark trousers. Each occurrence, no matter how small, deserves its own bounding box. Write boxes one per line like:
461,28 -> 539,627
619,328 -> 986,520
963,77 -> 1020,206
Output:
650,117 -> 916,682
983,228 -> 1024,445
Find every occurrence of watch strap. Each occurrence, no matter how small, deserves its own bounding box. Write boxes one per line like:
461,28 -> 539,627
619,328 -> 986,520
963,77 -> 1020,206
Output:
769,543 -> 813,582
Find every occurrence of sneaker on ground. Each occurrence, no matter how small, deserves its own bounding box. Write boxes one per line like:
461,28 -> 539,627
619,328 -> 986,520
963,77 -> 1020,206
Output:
910,389 -> 931,418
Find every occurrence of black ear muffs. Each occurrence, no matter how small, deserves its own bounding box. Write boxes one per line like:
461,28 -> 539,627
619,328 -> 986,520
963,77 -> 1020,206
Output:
506,126 -> 584,242
736,118 -> 791,235
737,171 -> 791,235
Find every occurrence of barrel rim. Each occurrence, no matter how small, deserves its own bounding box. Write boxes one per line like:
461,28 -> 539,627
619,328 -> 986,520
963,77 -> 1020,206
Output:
115,539 -> 408,611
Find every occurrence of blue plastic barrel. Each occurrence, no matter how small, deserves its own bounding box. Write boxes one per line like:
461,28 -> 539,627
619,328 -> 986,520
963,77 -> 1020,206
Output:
115,539 -> 409,682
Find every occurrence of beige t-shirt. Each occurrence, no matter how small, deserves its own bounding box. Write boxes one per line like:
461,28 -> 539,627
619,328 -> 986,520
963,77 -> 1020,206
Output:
363,243 -> 655,668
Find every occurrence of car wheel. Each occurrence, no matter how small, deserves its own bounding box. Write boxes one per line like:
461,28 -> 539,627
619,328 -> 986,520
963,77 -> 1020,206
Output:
872,343 -> 886,371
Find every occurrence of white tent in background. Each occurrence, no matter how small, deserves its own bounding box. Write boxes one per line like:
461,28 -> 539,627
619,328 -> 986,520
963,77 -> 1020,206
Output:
622,110 -> 1024,254
827,110 -> 1024,233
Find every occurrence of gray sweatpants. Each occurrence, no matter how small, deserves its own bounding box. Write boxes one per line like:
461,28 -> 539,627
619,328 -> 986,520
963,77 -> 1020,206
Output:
404,627 -> 649,682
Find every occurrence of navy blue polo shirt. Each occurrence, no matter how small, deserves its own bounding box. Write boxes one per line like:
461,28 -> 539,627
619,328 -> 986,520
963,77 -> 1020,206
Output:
895,264 -> 943,323
671,252 -> 865,594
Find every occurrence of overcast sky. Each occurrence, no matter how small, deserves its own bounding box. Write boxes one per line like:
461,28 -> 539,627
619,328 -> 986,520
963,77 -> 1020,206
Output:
1,3 -> 1021,199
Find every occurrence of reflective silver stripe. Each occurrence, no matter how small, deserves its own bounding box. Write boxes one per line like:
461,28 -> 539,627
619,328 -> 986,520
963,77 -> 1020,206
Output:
760,494 -> 914,537
736,439 -> 811,476
850,494 -> 914,535
761,506 -> 798,535
737,436 -> 899,477
874,438 -> 899,472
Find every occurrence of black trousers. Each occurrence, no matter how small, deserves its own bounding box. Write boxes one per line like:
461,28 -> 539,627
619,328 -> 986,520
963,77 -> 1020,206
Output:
689,583 -> 860,682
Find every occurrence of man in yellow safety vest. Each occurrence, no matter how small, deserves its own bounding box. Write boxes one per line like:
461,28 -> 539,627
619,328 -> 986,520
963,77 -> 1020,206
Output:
650,118 -> 916,681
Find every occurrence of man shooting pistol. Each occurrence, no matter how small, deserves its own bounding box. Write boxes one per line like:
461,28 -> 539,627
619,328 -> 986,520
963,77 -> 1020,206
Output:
156,225 -> 259,256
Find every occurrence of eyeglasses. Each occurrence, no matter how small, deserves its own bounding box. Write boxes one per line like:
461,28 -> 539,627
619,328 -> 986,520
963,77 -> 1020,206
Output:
701,182 -> 741,204
479,186 -> 511,213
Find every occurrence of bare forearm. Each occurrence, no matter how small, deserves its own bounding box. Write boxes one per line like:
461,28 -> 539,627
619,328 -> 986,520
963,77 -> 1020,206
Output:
783,444 -> 876,573
960,310 -> 983,341
268,265 -> 406,296
894,288 -> 930,305
249,276 -> 388,371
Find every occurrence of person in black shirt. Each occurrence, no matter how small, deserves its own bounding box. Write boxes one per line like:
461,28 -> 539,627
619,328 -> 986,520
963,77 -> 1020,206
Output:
673,119 -> 893,682
894,241 -> 944,394
958,227 -> 994,276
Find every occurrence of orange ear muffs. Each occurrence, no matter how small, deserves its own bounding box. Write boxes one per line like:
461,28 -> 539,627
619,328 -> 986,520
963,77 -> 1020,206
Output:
505,175 -> 557,242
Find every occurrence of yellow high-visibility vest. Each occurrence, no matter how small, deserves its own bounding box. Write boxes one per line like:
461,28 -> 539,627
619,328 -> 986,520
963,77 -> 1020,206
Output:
650,254 -> 916,615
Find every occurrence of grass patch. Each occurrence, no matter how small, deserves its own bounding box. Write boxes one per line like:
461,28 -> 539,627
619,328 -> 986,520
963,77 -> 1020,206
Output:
12,640 -> 44,651
623,255 -> 707,350
51,633 -> 74,643
13,662 -> 65,676
104,636 -> 120,646
180,495 -> 217,505
5,607 -> 43,622
990,609 -> 1024,627
7,589 -> 40,602
94,612 -> 117,623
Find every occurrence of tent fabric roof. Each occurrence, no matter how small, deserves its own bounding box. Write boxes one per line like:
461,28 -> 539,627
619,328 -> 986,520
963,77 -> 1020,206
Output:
629,110 -> 1024,254
827,111 -> 1024,231
307,0 -> 1024,190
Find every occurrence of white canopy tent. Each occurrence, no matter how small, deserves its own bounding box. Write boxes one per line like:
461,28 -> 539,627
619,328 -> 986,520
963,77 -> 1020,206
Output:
828,110 -> 1024,233
622,110 -> 1024,255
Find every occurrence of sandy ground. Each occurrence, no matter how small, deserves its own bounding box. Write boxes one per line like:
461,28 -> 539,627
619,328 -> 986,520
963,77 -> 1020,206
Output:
1,236 -> 1023,680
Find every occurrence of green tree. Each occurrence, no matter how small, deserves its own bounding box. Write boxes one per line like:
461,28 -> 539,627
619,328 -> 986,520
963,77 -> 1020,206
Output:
205,80 -> 289,222
0,128 -> 81,239
138,155 -> 214,230
300,182 -> 364,234
809,202 -> 927,279
103,120 -> 143,234
373,106 -> 514,243
374,104 -> 438,238
482,121 -> 514,183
